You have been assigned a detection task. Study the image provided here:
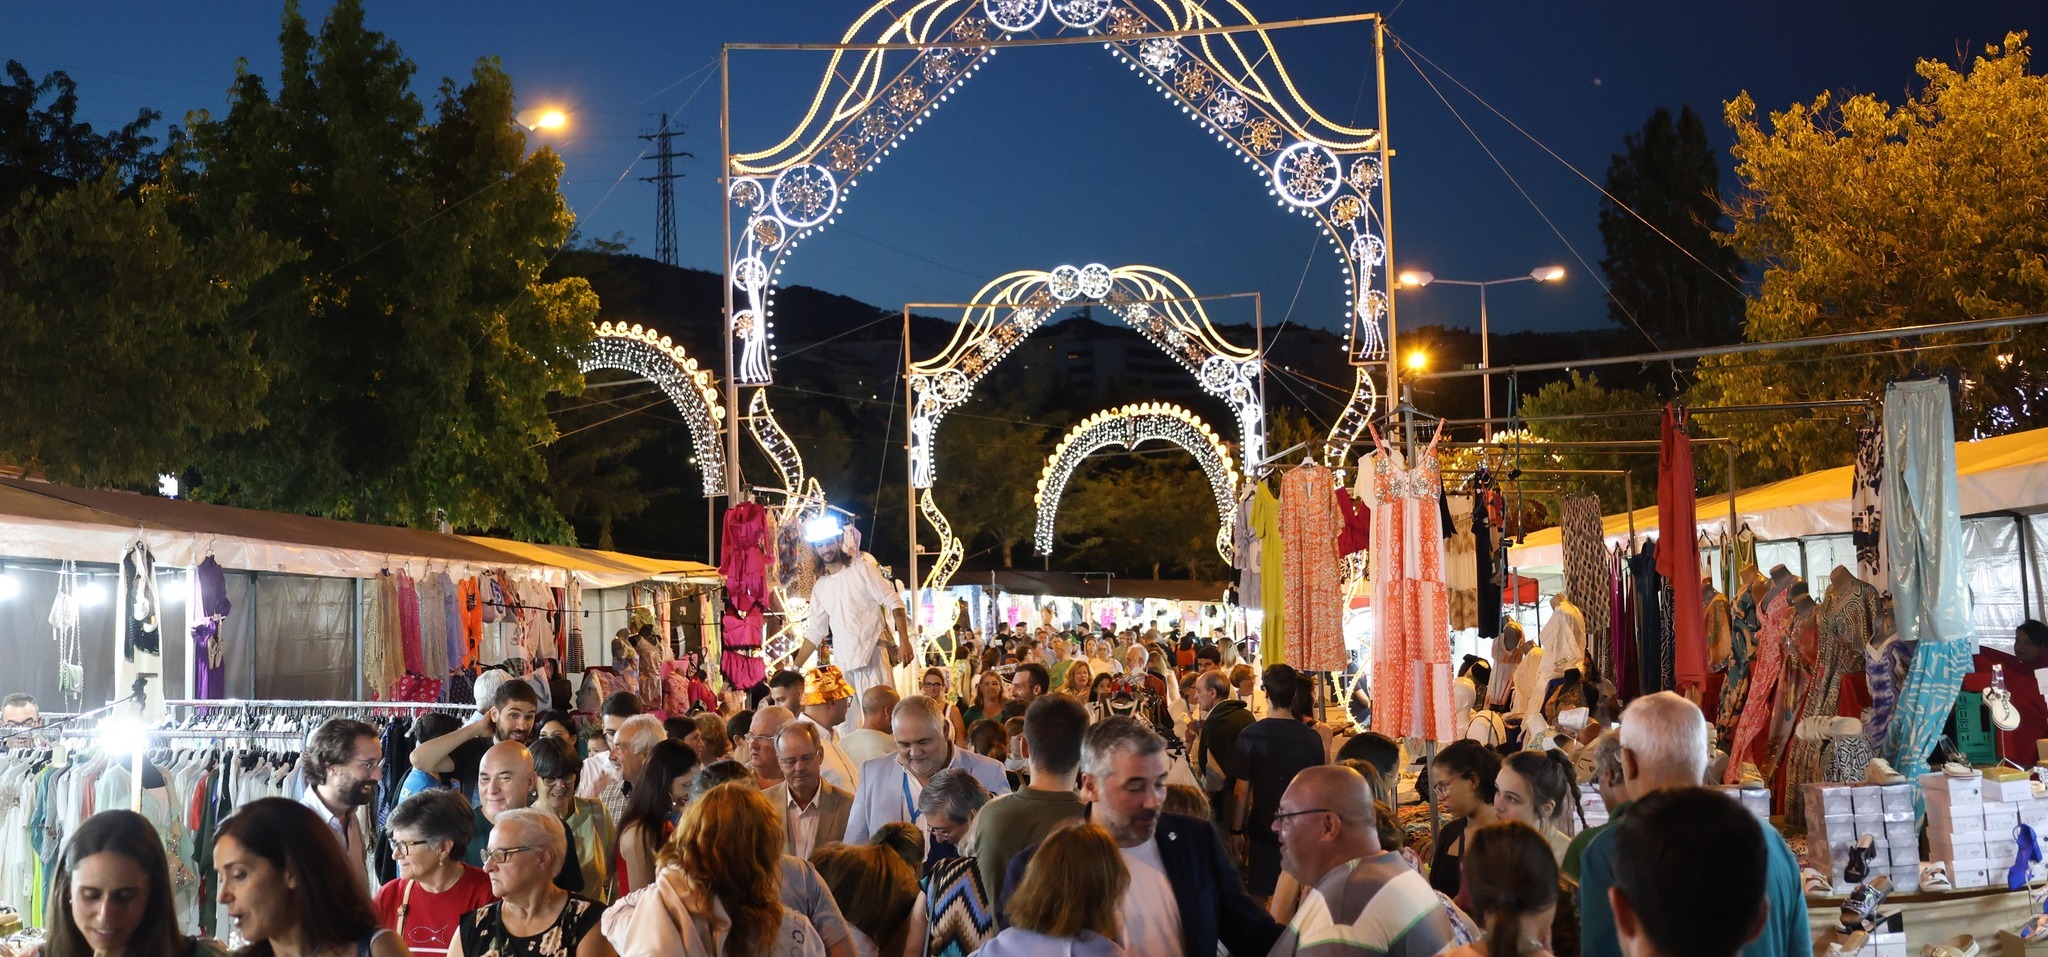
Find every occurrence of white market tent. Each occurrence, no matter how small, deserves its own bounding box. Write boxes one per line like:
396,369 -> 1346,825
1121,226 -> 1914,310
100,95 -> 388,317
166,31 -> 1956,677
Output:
1507,426 -> 2048,638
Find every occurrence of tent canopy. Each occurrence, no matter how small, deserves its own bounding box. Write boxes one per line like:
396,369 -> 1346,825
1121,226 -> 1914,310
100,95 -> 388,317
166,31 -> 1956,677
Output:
1510,426 -> 2048,569
983,570 -> 1229,604
0,477 -> 715,586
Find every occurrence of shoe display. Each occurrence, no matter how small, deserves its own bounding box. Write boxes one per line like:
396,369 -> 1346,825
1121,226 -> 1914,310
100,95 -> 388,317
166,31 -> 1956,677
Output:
1864,758 -> 1906,785
1845,834 -> 1876,884
1921,935 -> 1978,957
1839,875 -> 1893,933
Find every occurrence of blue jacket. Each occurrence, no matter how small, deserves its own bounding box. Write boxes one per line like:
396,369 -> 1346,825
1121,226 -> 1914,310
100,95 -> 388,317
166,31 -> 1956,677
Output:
1000,812 -> 1282,957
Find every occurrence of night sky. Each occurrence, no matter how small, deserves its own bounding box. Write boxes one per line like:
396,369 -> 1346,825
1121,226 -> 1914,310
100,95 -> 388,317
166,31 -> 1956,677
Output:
13,1 -> 2042,344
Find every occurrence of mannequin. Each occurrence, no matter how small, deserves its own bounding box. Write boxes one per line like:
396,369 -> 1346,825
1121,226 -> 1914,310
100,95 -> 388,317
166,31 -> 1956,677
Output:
1488,620 -> 1524,709
1537,593 -> 1587,707
1863,603 -> 1910,752
1724,568 -> 1802,784
1716,565 -> 1767,736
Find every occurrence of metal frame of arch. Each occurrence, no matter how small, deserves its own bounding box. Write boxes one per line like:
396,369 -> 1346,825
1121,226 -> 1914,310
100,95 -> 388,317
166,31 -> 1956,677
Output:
719,0 -> 1397,499
1032,402 -> 1242,560
578,322 -> 728,497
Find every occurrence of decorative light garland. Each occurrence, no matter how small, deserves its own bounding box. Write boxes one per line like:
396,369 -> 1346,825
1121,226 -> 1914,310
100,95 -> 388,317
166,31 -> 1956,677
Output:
918,489 -> 964,602
581,322 -> 729,497
907,263 -> 1265,492
724,0 -> 1395,474
746,389 -> 806,495
1031,402 -> 1241,559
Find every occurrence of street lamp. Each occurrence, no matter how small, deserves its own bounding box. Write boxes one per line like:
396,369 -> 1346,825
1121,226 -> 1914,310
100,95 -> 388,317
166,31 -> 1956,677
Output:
516,107 -> 569,132
1397,266 -> 1565,436
1406,349 -> 1430,373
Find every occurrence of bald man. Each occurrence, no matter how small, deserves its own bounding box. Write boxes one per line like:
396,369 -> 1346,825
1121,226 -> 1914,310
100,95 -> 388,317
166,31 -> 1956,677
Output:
750,706 -> 794,789
464,741 -> 585,892
1267,766 -> 1456,957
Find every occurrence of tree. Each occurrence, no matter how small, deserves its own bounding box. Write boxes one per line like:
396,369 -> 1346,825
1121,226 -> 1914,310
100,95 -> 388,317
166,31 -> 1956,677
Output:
1598,105 -> 1747,354
1512,373 -> 1663,523
0,61 -> 161,213
1697,32 -> 2048,477
1061,455 -> 1228,579
172,0 -> 598,540
932,402 -> 1064,568
0,175 -> 296,485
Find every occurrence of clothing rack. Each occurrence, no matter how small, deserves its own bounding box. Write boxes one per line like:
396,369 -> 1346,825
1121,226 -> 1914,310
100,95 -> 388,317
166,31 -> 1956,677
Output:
162,698 -> 473,713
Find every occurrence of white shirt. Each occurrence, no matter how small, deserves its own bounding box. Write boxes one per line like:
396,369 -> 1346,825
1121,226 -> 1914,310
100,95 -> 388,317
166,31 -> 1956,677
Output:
841,728 -> 897,770
795,714 -> 860,791
806,559 -> 904,672
1541,600 -> 1587,676
297,787 -> 371,891
1119,836 -> 1184,957
579,750 -> 620,801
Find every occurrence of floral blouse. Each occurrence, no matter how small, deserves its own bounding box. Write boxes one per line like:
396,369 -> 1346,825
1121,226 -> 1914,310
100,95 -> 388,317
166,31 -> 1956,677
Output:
457,895 -> 605,957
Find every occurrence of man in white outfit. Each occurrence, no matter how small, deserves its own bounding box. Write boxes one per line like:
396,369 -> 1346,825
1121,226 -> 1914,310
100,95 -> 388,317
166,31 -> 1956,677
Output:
799,516 -> 912,726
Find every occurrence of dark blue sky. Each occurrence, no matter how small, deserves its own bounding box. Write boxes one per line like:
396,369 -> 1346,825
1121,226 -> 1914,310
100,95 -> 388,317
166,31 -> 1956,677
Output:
13,1 -> 2041,341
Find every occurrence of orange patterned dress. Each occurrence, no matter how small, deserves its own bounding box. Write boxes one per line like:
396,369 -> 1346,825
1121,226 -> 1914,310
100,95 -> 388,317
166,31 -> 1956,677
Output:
1279,463 -> 1348,672
1366,446 -> 1453,742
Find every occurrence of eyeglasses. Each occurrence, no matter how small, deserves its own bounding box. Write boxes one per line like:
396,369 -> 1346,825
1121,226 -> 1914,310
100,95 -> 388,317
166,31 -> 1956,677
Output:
480,846 -> 539,865
1271,807 -> 1334,825
388,838 -> 430,854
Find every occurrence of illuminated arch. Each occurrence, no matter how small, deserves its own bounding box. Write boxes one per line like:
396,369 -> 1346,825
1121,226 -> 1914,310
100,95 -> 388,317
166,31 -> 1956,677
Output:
724,0 -> 1393,489
579,322 -> 727,497
1033,402 -> 1241,559
908,262 -> 1263,491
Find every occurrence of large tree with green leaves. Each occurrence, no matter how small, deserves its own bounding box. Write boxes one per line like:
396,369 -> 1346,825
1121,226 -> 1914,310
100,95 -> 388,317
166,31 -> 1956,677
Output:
0,176 -> 296,485
0,61 -> 161,212
1696,32 -> 2048,477
1598,105 -> 1747,353
173,0 -> 597,540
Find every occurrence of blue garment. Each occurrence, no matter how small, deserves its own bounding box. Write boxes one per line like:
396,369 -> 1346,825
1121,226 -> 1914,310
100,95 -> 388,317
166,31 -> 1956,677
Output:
1879,379 -> 1975,780
1000,813 -> 1280,957
1579,800 -> 1809,957
397,768 -> 449,805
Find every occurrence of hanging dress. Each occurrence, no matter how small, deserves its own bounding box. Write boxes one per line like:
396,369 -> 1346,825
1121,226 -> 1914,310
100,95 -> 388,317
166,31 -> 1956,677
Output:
1251,481 -> 1286,668
1781,579 -> 1879,818
1279,464 -> 1346,672
1724,586 -> 1792,782
1365,445 -> 1453,743
720,502 -> 772,690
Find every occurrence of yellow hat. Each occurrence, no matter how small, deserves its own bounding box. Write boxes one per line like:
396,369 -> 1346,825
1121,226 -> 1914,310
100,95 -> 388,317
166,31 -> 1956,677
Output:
804,665 -> 853,705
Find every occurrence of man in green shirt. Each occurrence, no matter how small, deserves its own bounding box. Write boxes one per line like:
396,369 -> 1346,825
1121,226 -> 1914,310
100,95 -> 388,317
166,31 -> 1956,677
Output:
1562,729 -> 1626,882
969,692 -> 1090,902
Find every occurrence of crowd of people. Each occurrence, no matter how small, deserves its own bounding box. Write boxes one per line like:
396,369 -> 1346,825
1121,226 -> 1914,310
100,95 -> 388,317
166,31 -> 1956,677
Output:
10,624 -> 1799,957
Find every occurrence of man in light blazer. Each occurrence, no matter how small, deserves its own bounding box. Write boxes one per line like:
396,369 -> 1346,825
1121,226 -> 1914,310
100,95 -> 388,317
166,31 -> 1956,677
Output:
846,695 -> 1012,844
763,720 -> 854,859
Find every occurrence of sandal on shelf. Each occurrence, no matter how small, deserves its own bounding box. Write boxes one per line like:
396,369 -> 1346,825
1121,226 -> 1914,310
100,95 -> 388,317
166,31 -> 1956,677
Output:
1944,761 -> 1982,778
1839,876 -> 1893,933
1846,835 -> 1876,884
1803,866 -> 1834,897
1922,935 -> 1979,957
1865,758 -> 1907,785
1738,761 -> 1767,785
1920,862 -> 1952,891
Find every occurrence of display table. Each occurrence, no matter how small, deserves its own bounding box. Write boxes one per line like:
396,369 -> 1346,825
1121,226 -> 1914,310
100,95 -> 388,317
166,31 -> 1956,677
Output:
1809,885 -> 2040,950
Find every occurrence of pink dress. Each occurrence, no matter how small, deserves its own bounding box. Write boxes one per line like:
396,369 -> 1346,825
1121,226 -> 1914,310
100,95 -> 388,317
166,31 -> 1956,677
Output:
1279,464 -> 1347,672
1724,588 -> 1791,783
1365,447 -> 1453,742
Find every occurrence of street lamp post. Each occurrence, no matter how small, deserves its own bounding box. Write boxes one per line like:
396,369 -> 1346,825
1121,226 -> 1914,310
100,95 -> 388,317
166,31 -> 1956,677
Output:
1396,266 -> 1564,438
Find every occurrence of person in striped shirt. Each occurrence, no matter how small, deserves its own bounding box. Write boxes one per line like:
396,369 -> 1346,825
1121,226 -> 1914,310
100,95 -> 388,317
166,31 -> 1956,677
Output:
1268,765 -> 1458,957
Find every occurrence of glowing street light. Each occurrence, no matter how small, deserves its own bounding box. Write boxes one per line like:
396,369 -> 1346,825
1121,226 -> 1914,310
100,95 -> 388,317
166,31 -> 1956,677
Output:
1406,350 -> 1430,372
1397,265 -> 1565,436
516,107 -> 569,132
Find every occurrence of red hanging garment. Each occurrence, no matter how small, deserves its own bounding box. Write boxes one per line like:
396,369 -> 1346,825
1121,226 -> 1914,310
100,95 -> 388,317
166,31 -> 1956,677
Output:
1658,404 -> 1707,693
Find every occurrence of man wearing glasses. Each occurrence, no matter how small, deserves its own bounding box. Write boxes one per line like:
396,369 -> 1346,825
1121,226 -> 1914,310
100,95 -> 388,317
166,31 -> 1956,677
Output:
300,718 -> 384,891
576,693 -> 644,812
1,693 -> 41,746
1266,765 -> 1457,957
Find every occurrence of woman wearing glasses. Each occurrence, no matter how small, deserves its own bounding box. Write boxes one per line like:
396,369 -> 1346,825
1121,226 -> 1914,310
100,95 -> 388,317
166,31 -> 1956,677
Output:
375,789 -> 497,957
531,737 -> 619,903
453,808 -> 613,957
920,667 -> 969,743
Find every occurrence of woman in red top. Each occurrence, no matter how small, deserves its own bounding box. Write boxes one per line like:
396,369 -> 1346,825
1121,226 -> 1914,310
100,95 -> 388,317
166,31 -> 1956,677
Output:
376,789 -> 498,957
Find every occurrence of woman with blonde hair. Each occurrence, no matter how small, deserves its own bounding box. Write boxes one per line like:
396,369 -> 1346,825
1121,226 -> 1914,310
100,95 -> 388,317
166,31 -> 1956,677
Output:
1061,660 -> 1093,698
977,823 -> 1128,956
601,782 -> 823,957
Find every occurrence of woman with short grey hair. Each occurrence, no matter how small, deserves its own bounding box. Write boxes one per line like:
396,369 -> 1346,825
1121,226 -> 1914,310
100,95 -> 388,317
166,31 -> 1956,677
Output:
905,769 -> 999,956
919,768 -> 992,856
376,789 -> 496,957
451,809 -> 613,957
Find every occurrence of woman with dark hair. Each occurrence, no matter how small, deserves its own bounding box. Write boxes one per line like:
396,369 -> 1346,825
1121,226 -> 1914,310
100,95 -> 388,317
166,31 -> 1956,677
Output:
1494,750 -> 1581,863
400,713 -> 466,803
615,740 -> 700,893
600,783 -> 824,957
1428,739 -> 1502,898
1440,822 -> 1560,957
212,797 -> 403,957
809,844 -> 916,957
376,789 -> 496,957
920,667 -> 970,743
536,711 -> 578,747
1087,673 -> 1114,706
44,810 -> 222,957
531,736 -> 618,904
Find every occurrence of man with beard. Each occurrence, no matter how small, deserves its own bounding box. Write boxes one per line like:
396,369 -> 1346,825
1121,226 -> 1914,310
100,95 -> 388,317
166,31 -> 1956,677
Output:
845,695 -> 1011,844
797,516 -> 912,723
999,716 -> 1280,957
298,718 -> 382,891
463,740 -> 584,892
409,679 -> 542,800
